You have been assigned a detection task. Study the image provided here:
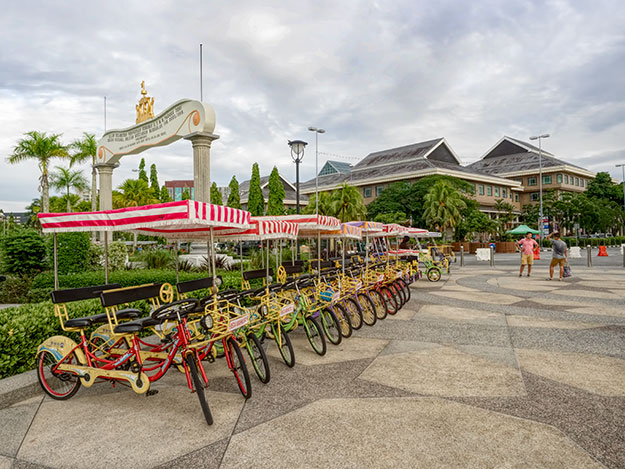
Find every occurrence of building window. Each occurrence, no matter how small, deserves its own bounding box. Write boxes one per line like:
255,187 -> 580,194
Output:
494,187 -> 500,197
580,179 -> 585,187
364,187 -> 372,198
174,187 -> 182,200
557,174 -> 563,184
528,177 -> 537,186
564,175 -> 569,184
502,188 -> 507,198
531,192 -> 540,201
575,177 -> 579,186
515,193 -> 519,202
543,175 -> 552,185
168,188 -> 174,198
478,184 -> 484,195
487,186 -> 492,196
516,178 -> 524,184
191,188 -> 195,200
376,185 -> 384,196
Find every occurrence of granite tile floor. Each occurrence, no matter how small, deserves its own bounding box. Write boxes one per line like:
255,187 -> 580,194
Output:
1,264 -> 624,468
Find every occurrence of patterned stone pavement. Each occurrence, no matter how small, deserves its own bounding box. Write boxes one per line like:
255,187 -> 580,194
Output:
1,264 -> 624,468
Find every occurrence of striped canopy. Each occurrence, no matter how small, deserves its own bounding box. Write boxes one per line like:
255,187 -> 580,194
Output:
380,223 -> 409,237
214,218 -> 299,241
38,200 -> 252,234
406,227 -> 429,236
319,223 -> 363,240
255,214 -> 341,236
345,221 -> 384,234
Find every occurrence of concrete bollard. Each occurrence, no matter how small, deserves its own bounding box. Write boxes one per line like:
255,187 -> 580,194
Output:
489,246 -> 495,267
586,245 -> 592,267
460,245 -> 464,267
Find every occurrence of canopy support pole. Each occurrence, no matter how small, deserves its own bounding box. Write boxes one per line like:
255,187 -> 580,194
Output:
317,232 -> 321,277
240,241 -> 243,279
104,233 -> 109,284
210,228 -> 217,294
365,234 -> 369,267
53,233 -> 58,290
291,239 -> 295,266
175,241 -> 180,284
266,239 -> 270,285
206,241 -> 211,276
261,240 -> 264,268
341,238 -> 345,275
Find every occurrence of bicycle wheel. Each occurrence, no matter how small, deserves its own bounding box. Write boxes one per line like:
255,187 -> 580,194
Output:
397,278 -> 411,303
185,354 -> 213,425
272,323 -> 295,367
226,337 -> 252,399
427,268 -> 441,282
357,292 -> 377,326
392,281 -> 407,308
334,303 -> 353,338
245,333 -> 270,384
368,289 -> 388,320
37,350 -> 81,400
380,286 -> 399,315
319,307 -> 342,345
304,316 -> 326,356
343,297 -> 363,330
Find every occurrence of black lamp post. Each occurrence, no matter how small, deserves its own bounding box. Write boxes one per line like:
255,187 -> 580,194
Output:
288,139 -> 307,213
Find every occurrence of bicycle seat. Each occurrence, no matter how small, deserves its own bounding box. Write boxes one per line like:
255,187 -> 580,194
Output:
113,316 -> 158,334
86,308 -> 143,325
63,317 -> 93,329
267,282 -> 283,292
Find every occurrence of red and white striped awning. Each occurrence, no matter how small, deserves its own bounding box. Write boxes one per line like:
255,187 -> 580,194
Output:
406,227 -> 429,236
345,221 -> 384,234
380,223 -> 409,237
214,218 -> 299,241
255,214 -> 341,236
38,200 -> 252,234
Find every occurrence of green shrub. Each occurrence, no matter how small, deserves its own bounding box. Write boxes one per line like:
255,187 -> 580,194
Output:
47,232 -> 92,274
141,249 -> 175,269
0,274 -> 34,303
108,241 -> 128,271
0,229 -> 46,274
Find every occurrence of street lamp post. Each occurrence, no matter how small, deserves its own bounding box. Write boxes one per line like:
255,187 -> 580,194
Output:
530,134 -> 550,248
616,164 -> 625,235
308,127 -> 326,215
288,140 -> 307,213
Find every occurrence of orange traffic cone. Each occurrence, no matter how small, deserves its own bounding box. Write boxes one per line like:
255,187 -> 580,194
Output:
598,245 -> 608,256
533,246 -> 540,260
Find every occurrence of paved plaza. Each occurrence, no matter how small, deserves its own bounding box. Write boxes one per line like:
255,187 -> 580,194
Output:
1,263 -> 624,468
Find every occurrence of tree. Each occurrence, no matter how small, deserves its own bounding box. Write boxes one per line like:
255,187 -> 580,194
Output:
373,211 -> 408,225
160,185 -> 172,202
493,198 -> 516,239
138,158 -> 148,183
50,166 -> 88,212
330,183 -> 366,222
267,167 -> 286,215
423,180 -> 467,233
586,171 -> 621,204
456,209 -> 496,242
303,192 -> 333,216
69,132 -> 98,213
113,179 -> 160,252
247,163 -> 264,216
149,163 -> 159,195
7,131 -> 69,213
210,182 -> 223,205
227,176 -> 241,209
181,187 -> 191,200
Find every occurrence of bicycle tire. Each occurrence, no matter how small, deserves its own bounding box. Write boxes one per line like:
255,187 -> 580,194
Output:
319,307 -> 342,345
185,354 -> 213,425
304,316 -> 327,356
37,350 -> 81,400
427,268 -> 441,282
343,297 -> 363,330
357,292 -> 377,326
379,286 -> 398,315
245,333 -> 270,384
387,282 -> 403,309
369,289 -> 388,320
333,303 -> 353,338
226,337 -> 252,399
397,278 -> 411,303
272,323 -> 295,367
392,281 -> 407,308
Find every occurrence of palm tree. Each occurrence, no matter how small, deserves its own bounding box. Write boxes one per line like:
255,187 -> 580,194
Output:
69,133 -> 98,213
7,131 -> 69,212
423,180 -> 467,234
50,166 -> 89,212
303,192 -> 333,216
114,179 -> 160,251
330,183 -> 366,222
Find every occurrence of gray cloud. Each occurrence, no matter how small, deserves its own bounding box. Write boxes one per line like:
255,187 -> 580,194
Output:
1,0 -> 624,210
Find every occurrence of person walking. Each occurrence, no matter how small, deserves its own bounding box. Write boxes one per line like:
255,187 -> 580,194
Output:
517,232 -> 538,277
546,232 -> 567,280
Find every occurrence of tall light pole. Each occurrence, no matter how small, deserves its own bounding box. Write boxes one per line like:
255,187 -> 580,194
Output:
530,133 -> 550,248
616,164 -> 625,234
288,140 -> 307,213
308,127 -> 325,215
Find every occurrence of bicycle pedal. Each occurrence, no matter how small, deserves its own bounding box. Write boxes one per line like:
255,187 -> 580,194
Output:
146,389 -> 159,397
206,355 -> 215,363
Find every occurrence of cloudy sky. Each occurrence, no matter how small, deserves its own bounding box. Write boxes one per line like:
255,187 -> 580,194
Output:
1,0 -> 624,211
